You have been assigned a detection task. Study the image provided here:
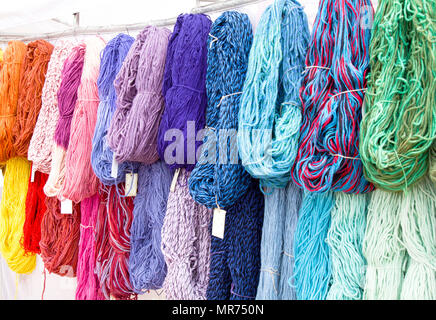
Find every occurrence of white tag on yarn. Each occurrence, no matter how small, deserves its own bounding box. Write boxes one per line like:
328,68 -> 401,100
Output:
30,166 -> 35,183
361,99 -> 366,118
125,173 -> 138,197
61,199 -> 73,214
212,208 -> 226,239
170,168 -> 180,193
111,154 -> 118,179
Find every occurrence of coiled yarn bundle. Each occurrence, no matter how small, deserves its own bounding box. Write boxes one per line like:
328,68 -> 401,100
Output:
360,0 -> 436,191
44,44 -> 85,197
293,191 -> 334,300
188,11 -> 252,209
91,34 -> 135,185
95,184 -> 136,300
12,40 -> 53,157
207,179 -> 264,300
238,0 -> 309,189
0,41 -> 27,163
326,193 -> 368,300
28,41 -> 75,174
129,161 -> 172,292
0,157 -> 35,273
39,197 -> 81,276
257,182 -> 302,300
76,193 -> 104,300
292,0 -> 373,193
107,27 -> 171,164
22,167 -> 48,254
62,37 -> 106,202
162,169 -> 212,299
157,14 -> 211,171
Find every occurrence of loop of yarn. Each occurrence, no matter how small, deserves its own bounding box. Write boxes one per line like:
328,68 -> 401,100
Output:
162,169 -> 212,299
238,0 -> 309,189
291,0 -> 374,193
44,44 -> 86,198
22,166 -> 48,254
256,182 -> 302,300
0,41 -> 27,163
157,14 -> 211,171
293,191 -> 334,300
95,184 -> 136,300
360,0 -> 436,191
129,161 -> 172,292
91,34 -> 135,185
12,40 -> 54,157
28,40 -> 75,174
0,157 -> 36,273
207,178 -> 264,300
326,193 -> 368,300
39,196 -> 81,276
76,192 -> 105,300
107,27 -> 171,164
62,37 -> 106,202
188,11 -> 253,209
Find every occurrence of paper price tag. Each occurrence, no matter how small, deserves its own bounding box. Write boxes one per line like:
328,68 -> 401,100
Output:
170,168 -> 180,193
212,208 -> 226,239
30,166 -> 35,183
61,199 -> 73,214
125,173 -> 138,197
111,154 -> 118,178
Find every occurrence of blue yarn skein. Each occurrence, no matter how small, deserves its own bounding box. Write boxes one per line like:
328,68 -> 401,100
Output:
129,161 -> 173,292
238,0 -> 309,189
207,178 -> 264,300
293,191 -> 334,300
91,33 -> 136,185
188,11 -> 253,209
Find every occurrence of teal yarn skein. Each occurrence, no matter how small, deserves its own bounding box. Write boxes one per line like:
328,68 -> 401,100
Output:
238,0 -> 309,189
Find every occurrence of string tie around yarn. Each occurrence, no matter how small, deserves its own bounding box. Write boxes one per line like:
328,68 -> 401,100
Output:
238,0 -> 309,189
106,27 -> 171,165
157,13 -> 211,171
188,11 -> 253,209
91,33 -> 135,185
291,0 -> 374,194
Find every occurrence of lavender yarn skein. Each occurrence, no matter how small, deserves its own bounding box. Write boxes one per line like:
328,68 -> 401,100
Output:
106,27 -> 171,164
188,11 -> 253,209
129,161 -> 173,292
157,14 -> 211,171
91,34 -> 135,185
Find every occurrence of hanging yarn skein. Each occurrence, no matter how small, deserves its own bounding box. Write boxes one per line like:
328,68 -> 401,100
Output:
107,27 -> 171,164
39,197 -> 81,276
293,191 -> 334,300
91,33 -> 135,185
162,168 -> 212,299
157,14 -> 211,171
0,157 -> 35,273
238,0 -> 309,189
399,177 -> 436,300
326,193 -> 368,300
62,37 -> 106,202
95,184 -> 136,300
12,40 -> 53,157
129,161 -> 173,292
257,182 -> 302,300
360,0 -> 436,191
207,178 -> 264,300
363,189 -> 406,300
291,0 -> 374,193
188,11 -> 253,209
44,44 -> 86,198
0,41 -> 27,163
28,40 -> 75,174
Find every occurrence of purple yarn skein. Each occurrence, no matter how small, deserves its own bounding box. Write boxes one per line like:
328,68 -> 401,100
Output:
157,14 -> 211,171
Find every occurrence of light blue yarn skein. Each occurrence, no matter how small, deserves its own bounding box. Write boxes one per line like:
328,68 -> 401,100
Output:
238,0 -> 309,189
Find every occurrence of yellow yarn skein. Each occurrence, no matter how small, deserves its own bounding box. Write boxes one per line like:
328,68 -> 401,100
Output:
0,157 -> 36,273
